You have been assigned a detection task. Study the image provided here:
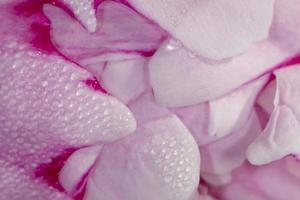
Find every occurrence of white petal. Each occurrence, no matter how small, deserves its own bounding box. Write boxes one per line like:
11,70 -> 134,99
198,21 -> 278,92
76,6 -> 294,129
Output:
149,39 -> 285,107
128,0 -> 274,59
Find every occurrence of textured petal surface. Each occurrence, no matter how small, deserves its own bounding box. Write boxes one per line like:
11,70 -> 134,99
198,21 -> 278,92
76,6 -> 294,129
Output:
128,0 -> 274,59
0,40 -> 136,170
84,116 -> 200,200
3,0 -> 300,199
0,160 -> 71,200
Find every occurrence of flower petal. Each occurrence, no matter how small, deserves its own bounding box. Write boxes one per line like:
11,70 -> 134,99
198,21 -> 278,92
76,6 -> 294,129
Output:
149,39 -> 285,107
44,1 -> 166,68
217,160 -> 300,200
128,0 -> 274,59
149,0 -> 300,107
0,160 -> 71,200
208,76 -> 268,138
201,112 -> 261,175
0,41 -> 136,170
62,0 -> 97,32
101,58 -> 148,103
84,116 -> 200,200
247,65 -> 300,165
59,145 -> 102,194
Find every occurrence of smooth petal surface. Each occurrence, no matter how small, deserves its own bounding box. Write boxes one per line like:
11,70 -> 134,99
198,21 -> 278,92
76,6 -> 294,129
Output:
84,116 -> 200,200
128,93 -> 171,125
208,76 -> 268,138
128,0 -> 274,59
101,58 -> 148,103
171,103 -> 210,145
247,65 -> 300,165
201,173 -> 232,186
256,79 -> 276,116
216,160 -> 300,200
149,39 -> 285,107
201,112 -> 261,175
247,106 -> 300,165
149,0 -> 300,107
171,76 -> 266,145
270,0 -> 300,54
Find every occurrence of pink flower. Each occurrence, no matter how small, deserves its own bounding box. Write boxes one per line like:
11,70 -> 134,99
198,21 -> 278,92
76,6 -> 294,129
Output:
1,0 -> 300,200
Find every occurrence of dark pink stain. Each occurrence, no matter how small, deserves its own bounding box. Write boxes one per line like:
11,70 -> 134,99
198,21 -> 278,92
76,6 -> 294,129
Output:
274,53 -> 300,70
114,49 -> 158,57
34,148 -> 77,192
73,185 -> 86,200
13,0 -> 75,53
14,0 -> 56,16
30,22 -> 56,53
72,171 -> 91,200
136,49 -> 157,57
14,0 -> 73,17
84,77 -> 107,94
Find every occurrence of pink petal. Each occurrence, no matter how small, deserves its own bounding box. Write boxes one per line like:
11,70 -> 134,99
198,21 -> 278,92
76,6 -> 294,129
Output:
247,106 -> 300,165
84,116 -> 200,200
61,0 -> 97,32
172,75 -> 266,145
149,0 -> 300,107
128,92 -> 171,125
149,39 -> 285,107
101,58 -> 148,103
247,65 -> 300,165
285,156 -> 300,179
44,1 -> 166,68
59,145 -> 102,195
172,103 -> 210,145
270,0 -> 300,54
217,160 -> 300,200
128,0 -> 274,59
201,173 -> 232,186
0,160 -> 71,200
0,40 -> 136,171
256,79 -> 276,117
208,76 -> 268,138
201,112 -> 261,175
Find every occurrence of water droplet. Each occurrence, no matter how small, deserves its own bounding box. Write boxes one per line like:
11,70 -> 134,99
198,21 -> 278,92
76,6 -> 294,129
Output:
166,39 -> 182,51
